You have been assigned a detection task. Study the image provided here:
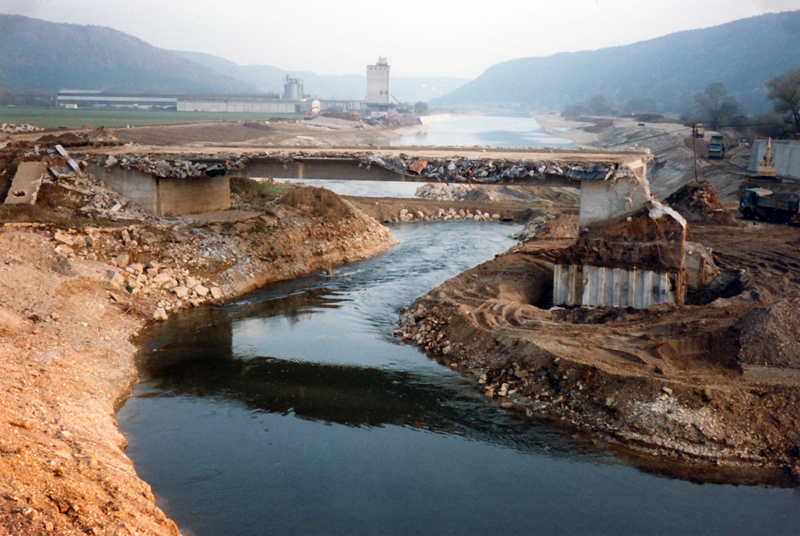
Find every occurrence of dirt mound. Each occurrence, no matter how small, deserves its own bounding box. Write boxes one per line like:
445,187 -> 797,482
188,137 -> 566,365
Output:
36,132 -> 83,144
735,299 -> 800,368
85,126 -> 118,142
666,182 -> 741,226
512,213 -> 579,243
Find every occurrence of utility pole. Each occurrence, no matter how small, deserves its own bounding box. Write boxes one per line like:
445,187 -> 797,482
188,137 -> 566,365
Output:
692,124 -> 699,184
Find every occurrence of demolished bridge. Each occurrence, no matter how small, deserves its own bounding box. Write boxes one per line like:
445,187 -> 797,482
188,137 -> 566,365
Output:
86,145 -> 711,309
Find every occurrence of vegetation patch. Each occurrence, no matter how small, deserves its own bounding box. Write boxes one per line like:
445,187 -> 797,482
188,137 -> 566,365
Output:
281,186 -> 352,222
230,177 -> 288,204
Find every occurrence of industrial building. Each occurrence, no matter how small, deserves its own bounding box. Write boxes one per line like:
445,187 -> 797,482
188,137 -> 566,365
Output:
284,76 -> 304,100
366,57 -> 394,112
176,95 -> 318,115
56,90 -> 180,109
56,89 -> 317,116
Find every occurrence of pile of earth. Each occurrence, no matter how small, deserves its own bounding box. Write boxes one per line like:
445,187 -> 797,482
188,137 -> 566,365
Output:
666,182 -> 741,226
35,132 -> 83,144
735,298 -> 800,368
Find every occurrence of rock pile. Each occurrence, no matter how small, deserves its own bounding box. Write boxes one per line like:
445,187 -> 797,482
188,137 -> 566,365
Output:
396,207 -> 501,223
49,224 -> 228,320
395,302 -> 532,404
49,172 -> 153,222
511,215 -> 552,242
395,304 -> 457,358
415,183 -> 477,200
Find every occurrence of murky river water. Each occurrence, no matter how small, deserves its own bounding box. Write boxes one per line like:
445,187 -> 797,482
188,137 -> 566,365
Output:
118,117 -> 800,535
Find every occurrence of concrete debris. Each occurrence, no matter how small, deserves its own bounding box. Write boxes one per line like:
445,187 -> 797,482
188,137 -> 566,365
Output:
357,153 -> 621,183
649,198 -> 686,228
88,148 -> 635,186
4,162 -> 48,205
1,123 -> 43,133
97,153 -> 252,179
55,145 -> 82,175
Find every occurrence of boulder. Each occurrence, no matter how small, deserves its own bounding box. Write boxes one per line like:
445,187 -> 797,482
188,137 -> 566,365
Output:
54,231 -> 74,246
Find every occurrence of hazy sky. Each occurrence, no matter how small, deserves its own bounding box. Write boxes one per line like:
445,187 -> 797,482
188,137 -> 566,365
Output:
1,0 -> 798,79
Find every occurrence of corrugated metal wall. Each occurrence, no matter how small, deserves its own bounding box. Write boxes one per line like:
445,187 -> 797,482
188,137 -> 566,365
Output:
553,265 -> 676,309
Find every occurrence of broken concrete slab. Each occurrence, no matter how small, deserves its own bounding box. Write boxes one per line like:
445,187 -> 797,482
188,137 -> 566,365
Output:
55,144 -> 82,175
4,162 -> 48,205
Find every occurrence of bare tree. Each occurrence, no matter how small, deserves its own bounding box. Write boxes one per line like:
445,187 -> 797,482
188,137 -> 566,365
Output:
766,67 -> 800,131
694,82 -> 740,129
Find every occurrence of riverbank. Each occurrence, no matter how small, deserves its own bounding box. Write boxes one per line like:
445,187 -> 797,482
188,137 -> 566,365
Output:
0,179 -> 398,535
396,195 -> 800,479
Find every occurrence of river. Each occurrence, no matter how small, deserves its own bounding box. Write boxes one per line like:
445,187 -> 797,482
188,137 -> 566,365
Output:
118,117 -> 800,536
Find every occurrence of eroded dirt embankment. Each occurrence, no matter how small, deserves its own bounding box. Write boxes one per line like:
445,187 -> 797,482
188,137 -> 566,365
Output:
0,187 -> 397,535
396,214 -> 800,479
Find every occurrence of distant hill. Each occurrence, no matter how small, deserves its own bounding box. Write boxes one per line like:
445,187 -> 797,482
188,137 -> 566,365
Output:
432,11 -> 800,113
0,15 -> 258,94
174,51 -> 469,103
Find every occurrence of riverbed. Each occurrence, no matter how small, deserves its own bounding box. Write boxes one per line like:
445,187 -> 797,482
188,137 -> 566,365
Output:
118,220 -> 800,536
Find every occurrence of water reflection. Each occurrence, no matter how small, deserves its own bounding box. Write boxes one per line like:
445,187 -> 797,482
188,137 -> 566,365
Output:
136,291 -> 600,461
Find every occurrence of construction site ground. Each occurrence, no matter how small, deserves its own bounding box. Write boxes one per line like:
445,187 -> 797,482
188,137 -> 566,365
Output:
1,115 -> 800,534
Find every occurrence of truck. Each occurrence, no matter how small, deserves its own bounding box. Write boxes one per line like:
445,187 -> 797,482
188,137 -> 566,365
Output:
739,188 -> 800,223
707,135 -> 725,159
694,124 -> 705,138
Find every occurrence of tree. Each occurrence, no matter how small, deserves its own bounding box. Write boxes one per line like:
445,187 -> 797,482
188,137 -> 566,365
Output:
586,94 -> 616,116
766,67 -> 800,132
694,82 -> 740,129
414,101 -> 428,115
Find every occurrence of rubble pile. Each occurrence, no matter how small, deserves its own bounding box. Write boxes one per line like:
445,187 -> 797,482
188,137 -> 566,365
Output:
360,153 -> 625,183
395,304 -> 457,359
97,153 -> 253,179
1,123 -> 43,133
47,172 -> 153,222
511,215 -> 552,242
263,150 -> 631,184
665,182 -> 740,226
88,149 -> 634,186
415,183 -> 477,200
49,226 -> 226,319
396,206 -> 501,222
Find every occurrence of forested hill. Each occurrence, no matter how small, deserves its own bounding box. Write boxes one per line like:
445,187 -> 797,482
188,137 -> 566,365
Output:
432,11 -> 800,113
0,15 -> 257,94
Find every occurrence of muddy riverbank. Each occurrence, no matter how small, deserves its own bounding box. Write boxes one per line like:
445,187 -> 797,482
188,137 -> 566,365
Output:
396,202 -> 800,477
0,179 -> 399,535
